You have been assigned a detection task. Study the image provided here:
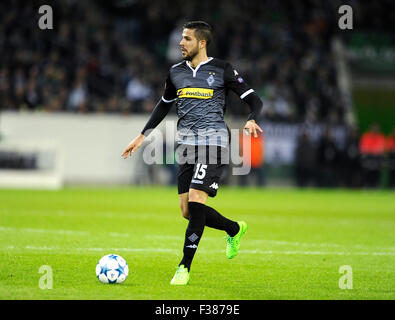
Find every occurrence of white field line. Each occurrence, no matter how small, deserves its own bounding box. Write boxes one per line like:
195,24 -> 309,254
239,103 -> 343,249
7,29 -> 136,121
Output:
1,225 -> 394,252
3,245 -> 395,256
4,245 -> 177,253
145,235 -> 392,250
0,226 -> 130,238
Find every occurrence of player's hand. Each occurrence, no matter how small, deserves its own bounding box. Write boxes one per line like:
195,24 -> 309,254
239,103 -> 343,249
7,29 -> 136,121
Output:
122,134 -> 145,159
243,120 -> 263,138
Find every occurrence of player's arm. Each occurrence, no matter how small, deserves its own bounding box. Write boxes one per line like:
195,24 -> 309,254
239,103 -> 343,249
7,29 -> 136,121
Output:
224,63 -> 263,137
122,73 -> 177,159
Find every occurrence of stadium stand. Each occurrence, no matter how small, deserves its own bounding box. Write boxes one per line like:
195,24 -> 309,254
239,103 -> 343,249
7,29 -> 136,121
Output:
1,0 -> 394,188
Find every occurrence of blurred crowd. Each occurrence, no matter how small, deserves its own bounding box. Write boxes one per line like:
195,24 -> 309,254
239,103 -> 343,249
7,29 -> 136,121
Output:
1,0 -> 394,188
295,124 -> 395,189
1,0 -> 393,122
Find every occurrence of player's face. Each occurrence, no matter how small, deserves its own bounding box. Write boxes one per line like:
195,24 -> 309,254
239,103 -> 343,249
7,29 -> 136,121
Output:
180,28 -> 200,61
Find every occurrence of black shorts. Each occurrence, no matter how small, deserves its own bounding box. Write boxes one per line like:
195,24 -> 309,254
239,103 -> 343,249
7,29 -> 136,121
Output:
176,144 -> 228,197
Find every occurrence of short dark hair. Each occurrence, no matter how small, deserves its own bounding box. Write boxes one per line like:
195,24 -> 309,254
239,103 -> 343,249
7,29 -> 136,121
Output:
183,21 -> 212,47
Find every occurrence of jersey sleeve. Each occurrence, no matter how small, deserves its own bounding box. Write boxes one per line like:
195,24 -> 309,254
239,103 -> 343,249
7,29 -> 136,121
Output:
141,71 -> 177,136
224,63 -> 263,121
224,63 -> 255,100
162,72 -> 178,103
141,98 -> 173,136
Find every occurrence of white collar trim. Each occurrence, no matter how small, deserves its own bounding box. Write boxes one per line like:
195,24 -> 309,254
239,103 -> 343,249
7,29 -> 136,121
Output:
186,57 -> 213,77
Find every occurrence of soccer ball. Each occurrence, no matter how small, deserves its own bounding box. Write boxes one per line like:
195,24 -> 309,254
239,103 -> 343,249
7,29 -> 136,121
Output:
96,254 -> 129,284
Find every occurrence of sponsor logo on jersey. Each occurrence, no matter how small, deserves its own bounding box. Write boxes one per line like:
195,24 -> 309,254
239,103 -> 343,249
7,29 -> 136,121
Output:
186,244 -> 198,249
177,88 -> 214,99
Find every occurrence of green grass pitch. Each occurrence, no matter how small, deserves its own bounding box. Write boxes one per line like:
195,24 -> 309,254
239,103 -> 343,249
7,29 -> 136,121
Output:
0,187 -> 394,300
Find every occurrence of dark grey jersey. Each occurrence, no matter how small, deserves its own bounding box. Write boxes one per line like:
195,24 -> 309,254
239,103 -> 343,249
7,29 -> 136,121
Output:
162,57 -> 257,147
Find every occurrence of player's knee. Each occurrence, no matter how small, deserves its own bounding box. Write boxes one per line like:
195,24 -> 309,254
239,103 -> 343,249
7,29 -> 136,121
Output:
181,206 -> 189,220
180,200 -> 189,220
188,189 -> 207,204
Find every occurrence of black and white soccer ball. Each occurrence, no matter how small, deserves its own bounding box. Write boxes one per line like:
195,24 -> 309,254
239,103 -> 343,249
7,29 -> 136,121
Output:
96,254 -> 129,284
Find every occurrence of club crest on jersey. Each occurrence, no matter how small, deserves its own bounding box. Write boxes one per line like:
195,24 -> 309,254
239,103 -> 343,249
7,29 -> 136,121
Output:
206,72 -> 215,86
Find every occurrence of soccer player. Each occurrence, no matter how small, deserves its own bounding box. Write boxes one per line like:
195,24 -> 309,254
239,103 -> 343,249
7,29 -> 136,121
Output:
122,21 -> 263,285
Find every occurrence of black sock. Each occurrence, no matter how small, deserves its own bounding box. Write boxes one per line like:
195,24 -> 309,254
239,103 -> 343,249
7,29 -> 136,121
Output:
183,203 -> 240,237
204,205 -> 239,237
179,202 -> 206,271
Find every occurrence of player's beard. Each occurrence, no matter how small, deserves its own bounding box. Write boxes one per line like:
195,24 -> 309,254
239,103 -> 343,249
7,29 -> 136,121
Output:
182,44 -> 199,61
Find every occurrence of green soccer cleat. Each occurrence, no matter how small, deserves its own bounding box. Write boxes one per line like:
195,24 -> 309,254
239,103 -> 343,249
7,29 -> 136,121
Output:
170,265 -> 190,285
226,221 -> 248,259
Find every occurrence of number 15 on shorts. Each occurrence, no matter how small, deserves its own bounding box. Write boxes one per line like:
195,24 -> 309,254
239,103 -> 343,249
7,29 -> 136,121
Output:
194,163 -> 207,180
